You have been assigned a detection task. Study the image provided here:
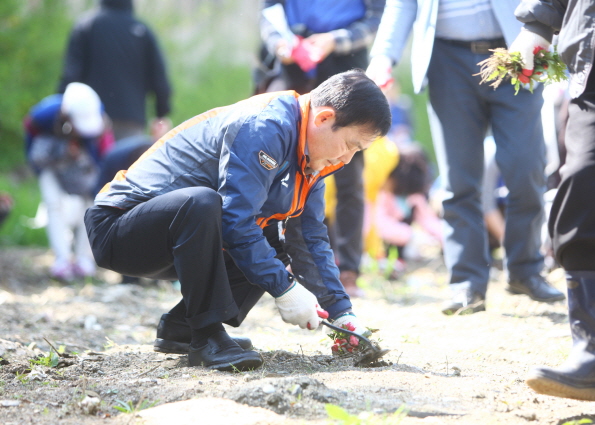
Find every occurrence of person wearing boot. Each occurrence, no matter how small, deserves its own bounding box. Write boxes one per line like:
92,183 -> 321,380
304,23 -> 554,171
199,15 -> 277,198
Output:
85,70 -> 391,372
509,0 -> 595,401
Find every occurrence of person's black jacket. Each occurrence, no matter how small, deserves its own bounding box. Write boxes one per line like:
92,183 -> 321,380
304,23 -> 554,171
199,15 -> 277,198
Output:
58,0 -> 171,125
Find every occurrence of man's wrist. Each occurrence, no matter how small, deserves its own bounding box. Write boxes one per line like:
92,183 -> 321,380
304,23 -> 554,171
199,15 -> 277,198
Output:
331,310 -> 354,322
275,274 -> 296,298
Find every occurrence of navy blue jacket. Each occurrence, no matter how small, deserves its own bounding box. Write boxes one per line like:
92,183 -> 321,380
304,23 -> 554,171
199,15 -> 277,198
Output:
96,91 -> 352,317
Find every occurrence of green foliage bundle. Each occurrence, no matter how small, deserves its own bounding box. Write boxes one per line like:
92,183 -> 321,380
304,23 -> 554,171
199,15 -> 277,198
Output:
477,47 -> 567,94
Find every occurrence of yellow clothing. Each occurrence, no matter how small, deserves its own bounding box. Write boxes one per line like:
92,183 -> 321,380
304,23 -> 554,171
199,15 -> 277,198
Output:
325,136 -> 399,258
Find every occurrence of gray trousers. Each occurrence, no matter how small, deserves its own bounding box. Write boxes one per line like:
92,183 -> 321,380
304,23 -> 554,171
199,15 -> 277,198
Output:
427,39 -> 546,295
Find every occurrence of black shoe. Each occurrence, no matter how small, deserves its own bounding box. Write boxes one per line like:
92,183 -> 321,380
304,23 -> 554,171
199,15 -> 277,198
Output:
507,275 -> 565,302
526,358 -> 595,401
442,286 -> 485,315
525,271 -> 595,401
188,330 -> 263,371
153,313 -> 253,353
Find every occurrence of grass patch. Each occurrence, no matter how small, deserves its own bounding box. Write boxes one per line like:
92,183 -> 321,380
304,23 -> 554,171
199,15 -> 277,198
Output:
0,170 -> 46,247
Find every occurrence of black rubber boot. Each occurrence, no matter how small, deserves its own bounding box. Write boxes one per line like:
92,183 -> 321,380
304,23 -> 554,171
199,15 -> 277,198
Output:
526,271 -> 595,400
153,314 -> 253,353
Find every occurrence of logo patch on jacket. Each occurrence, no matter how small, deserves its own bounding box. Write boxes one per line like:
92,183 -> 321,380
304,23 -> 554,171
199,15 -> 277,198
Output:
259,150 -> 278,170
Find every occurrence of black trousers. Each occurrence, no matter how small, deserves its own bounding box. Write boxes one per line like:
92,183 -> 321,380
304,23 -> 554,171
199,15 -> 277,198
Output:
550,72 -> 595,271
85,187 -> 288,330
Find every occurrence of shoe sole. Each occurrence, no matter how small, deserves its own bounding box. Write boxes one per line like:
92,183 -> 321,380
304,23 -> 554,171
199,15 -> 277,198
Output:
154,339 -> 189,354
526,376 -> 595,401
442,302 -> 486,316
506,287 -> 565,303
154,338 -> 253,354
188,354 -> 263,372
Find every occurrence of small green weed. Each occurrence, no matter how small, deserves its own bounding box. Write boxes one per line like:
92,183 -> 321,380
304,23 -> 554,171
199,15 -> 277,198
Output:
325,404 -> 407,425
400,334 -> 420,344
30,351 -> 60,368
113,398 -> 158,414
562,419 -> 594,425
383,247 -> 400,279
104,337 -> 118,350
15,371 -> 29,384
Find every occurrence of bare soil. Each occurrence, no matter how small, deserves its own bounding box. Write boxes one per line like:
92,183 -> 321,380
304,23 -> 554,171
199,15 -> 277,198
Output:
1,247 -> 594,425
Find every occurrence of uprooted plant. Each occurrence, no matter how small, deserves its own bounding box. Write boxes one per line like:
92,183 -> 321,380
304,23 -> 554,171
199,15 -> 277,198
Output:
477,46 -> 567,94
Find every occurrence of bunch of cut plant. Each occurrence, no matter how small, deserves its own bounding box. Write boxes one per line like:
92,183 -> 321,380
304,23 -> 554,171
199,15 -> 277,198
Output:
477,46 -> 567,94
322,320 -> 390,367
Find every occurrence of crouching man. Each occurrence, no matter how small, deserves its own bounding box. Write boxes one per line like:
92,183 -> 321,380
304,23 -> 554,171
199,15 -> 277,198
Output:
85,70 -> 391,371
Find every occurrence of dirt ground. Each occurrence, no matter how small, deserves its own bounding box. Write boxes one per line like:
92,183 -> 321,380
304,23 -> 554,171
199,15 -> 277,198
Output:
1,247 -> 595,425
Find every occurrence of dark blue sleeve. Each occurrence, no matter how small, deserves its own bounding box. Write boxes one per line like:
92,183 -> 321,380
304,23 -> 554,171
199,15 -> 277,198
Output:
285,180 -> 352,317
220,111 -> 296,297
24,95 -> 63,164
28,95 -> 63,134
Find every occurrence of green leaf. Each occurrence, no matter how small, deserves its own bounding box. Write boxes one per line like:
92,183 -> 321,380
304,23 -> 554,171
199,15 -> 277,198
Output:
49,352 -> 60,368
488,70 -> 500,80
325,404 -> 351,421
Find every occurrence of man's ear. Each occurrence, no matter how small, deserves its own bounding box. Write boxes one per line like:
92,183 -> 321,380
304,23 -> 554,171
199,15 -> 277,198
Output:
313,108 -> 336,127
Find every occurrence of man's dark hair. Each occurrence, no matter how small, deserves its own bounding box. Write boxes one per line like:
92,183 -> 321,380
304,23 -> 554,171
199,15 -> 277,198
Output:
310,70 -> 391,137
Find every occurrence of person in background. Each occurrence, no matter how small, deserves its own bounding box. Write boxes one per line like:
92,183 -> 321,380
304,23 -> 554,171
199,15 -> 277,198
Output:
385,81 -> 414,147
24,83 -> 114,281
94,118 -> 171,197
366,0 -> 564,315
509,0 -> 595,402
0,193 -> 13,229
374,145 -> 442,265
260,0 -> 386,297
58,0 -> 172,141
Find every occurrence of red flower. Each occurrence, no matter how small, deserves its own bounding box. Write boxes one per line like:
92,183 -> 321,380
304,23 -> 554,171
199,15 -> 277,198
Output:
522,68 -> 533,77
349,335 -> 359,347
518,73 -> 530,84
331,344 -> 339,352
543,64 -> 549,70
533,46 -> 546,55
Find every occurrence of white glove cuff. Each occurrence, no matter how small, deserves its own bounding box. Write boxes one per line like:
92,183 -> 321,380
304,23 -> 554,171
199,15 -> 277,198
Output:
332,313 -> 370,337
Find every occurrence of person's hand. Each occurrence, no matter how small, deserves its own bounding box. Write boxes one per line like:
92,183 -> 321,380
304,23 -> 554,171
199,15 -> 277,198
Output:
150,117 -> 172,140
509,28 -> 551,78
332,313 -> 371,337
366,55 -> 394,91
303,33 -> 335,62
274,281 -> 324,330
67,139 -> 82,158
275,39 -> 295,65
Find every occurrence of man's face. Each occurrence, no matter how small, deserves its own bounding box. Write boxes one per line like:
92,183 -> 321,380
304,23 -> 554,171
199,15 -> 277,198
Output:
305,107 -> 376,173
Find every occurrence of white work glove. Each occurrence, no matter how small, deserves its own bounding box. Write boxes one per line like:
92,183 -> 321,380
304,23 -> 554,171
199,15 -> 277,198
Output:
366,55 -> 394,90
509,28 -> 551,77
274,281 -> 324,330
332,313 -> 371,337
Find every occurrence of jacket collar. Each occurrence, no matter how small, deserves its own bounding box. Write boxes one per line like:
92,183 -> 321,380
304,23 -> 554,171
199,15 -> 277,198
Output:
297,94 -> 343,179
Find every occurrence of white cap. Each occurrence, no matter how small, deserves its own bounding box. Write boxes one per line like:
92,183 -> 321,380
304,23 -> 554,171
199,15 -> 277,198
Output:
61,83 -> 104,137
